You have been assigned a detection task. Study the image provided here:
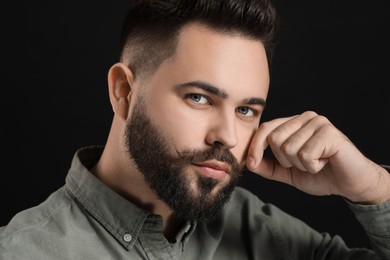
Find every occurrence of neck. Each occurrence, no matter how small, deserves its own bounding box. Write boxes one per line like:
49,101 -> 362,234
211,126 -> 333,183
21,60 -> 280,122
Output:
91,145 -> 183,240
159,205 -> 185,241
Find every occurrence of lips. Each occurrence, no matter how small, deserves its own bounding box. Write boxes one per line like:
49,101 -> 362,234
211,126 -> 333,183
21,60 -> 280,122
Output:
192,160 -> 230,180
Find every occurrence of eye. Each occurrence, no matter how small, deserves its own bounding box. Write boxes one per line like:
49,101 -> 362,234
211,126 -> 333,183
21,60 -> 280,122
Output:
236,106 -> 255,117
186,93 -> 209,105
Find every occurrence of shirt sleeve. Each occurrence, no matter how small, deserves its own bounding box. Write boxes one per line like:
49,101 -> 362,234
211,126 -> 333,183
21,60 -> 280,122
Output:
227,187 -> 386,259
345,165 -> 390,260
261,201 -> 385,260
346,198 -> 390,260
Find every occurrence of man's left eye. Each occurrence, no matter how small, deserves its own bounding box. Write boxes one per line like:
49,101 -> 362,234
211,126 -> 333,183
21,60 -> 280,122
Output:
187,93 -> 209,105
236,106 -> 254,117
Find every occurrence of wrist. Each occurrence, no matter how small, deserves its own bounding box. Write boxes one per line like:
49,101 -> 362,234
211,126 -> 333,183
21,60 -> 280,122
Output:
349,165 -> 390,205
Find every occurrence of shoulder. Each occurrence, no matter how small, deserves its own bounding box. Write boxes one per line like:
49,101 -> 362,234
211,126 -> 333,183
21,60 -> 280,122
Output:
224,187 -> 332,240
226,186 -> 271,215
229,186 -> 264,204
224,186 -> 307,228
192,186 -> 299,258
0,187 -> 76,253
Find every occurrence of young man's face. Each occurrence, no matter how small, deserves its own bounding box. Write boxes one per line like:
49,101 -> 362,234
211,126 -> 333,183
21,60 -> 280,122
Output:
126,23 -> 269,221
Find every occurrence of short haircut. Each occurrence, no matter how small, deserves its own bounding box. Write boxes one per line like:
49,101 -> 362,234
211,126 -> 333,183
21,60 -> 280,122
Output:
119,0 -> 279,80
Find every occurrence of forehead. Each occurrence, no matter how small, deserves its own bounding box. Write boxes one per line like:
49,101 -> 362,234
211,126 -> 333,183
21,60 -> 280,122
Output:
147,22 -> 270,100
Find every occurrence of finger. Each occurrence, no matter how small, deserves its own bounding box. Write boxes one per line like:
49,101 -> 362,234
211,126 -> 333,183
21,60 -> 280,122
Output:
268,111 -> 319,171
298,123 -> 339,173
253,157 -> 295,185
278,113 -> 328,171
253,157 -> 329,196
246,115 -> 297,170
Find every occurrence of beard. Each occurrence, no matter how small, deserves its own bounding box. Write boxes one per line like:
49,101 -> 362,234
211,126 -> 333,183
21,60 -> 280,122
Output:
124,97 -> 243,222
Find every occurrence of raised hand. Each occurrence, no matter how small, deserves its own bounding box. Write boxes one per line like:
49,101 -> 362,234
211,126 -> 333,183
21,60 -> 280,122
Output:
246,111 -> 390,205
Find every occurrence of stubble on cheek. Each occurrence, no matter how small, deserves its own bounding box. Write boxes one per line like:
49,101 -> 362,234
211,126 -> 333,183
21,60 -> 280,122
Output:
125,96 -> 243,221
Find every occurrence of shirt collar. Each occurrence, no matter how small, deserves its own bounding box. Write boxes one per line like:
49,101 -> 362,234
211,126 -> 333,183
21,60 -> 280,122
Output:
64,145 -> 150,250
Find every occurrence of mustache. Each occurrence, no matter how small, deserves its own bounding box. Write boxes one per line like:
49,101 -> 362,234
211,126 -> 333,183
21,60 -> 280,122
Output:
172,146 -> 244,174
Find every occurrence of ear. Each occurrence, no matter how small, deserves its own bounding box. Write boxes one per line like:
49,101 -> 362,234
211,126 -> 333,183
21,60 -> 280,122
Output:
107,63 -> 135,121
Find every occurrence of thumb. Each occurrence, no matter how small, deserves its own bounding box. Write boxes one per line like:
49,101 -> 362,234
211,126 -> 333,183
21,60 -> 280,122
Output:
250,157 -> 296,187
246,148 -> 264,171
250,156 -> 275,179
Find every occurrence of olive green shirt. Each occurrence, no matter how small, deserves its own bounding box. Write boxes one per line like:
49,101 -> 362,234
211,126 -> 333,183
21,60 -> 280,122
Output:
1,146 -> 389,259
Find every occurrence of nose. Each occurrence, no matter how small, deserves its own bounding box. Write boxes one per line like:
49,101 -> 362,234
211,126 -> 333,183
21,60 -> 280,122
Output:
205,112 -> 238,149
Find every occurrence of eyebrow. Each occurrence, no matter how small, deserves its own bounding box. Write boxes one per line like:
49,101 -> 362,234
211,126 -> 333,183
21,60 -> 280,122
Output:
176,80 -> 267,107
242,97 -> 267,107
177,80 -> 229,98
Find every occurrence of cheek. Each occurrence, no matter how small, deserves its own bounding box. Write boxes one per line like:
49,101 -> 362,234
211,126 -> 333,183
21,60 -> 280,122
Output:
166,119 -> 205,148
147,100 -> 209,149
231,126 -> 257,163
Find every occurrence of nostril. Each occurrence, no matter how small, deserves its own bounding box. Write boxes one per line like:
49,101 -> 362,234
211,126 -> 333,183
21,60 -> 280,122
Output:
212,141 -> 224,148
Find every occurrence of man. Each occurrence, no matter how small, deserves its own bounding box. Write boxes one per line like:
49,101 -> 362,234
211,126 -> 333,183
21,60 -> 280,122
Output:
1,0 -> 389,259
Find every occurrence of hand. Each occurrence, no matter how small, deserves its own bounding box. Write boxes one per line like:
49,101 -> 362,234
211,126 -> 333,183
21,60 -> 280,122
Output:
246,111 -> 390,205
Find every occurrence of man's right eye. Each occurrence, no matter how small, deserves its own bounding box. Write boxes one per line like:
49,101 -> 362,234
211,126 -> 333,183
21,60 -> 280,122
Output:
186,93 -> 209,105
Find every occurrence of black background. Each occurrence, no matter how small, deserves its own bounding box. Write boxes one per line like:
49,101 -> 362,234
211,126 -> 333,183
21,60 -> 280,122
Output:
1,0 -> 389,249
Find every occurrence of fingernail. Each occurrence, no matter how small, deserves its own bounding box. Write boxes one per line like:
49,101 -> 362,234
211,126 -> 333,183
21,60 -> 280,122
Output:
248,156 -> 256,169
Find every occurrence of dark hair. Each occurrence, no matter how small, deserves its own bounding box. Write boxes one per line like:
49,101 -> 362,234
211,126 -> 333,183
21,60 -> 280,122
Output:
119,0 -> 279,79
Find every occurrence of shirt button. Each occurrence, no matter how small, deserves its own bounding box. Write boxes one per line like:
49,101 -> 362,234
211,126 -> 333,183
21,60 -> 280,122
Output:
123,233 -> 132,243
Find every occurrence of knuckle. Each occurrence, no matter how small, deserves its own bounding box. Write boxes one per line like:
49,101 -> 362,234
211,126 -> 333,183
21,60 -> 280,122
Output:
312,115 -> 330,125
280,160 -> 293,168
307,164 -> 320,174
319,123 -> 335,134
267,131 -> 279,145
280,142 -> 295,156
307,160 -> 324,174
303,110 -> 318,118
258,121 -> 271,131
267,123 -> 295,144
297,149 -> 311,161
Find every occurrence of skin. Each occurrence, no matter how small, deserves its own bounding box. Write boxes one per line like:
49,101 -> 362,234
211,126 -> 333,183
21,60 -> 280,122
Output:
247,112 -> 390,205
92,22 -> 390,238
